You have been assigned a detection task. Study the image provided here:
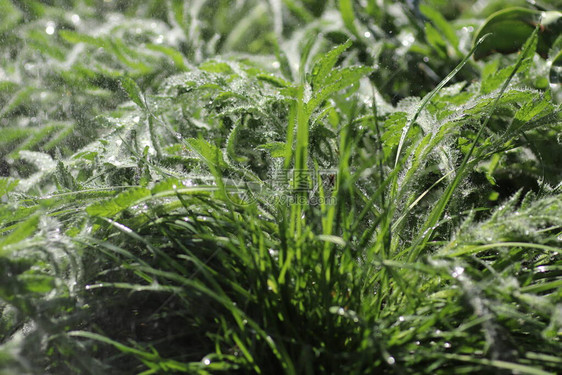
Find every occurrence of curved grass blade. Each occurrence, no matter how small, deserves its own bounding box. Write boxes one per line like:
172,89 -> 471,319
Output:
408,27 -> 541,261
393,34 -> 491,169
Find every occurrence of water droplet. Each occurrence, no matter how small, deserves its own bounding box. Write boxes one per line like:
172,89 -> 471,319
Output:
71,14 -> 81,24
401,33 -> 415,47
155,35 -> 164,44
272,61 -> 280,69
387,356 -> 395,365
45,22 -> 56,35
364,31 -> 371,38
203,358 -> 211,365
423,57 -> 429,63
444,342 -> 451,348
398,316 -> 405,322
452,266 -> 464,278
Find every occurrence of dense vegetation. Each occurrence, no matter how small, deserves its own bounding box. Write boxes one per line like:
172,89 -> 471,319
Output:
1,0 -> 561,374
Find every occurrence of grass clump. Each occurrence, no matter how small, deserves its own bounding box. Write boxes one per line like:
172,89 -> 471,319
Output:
1,0 -> 561,374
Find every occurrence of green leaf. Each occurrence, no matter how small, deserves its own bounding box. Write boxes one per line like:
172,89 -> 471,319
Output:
258,142 -> 286,158
119,76 -> 146,109
339,0 -> 359,37
18,273 -> 55,294
307,66 -> 373,115
145,43 -> 188,71
0,0 -> 22,34
55,161 -> 79,191
226,121 -> 249,163
420,4 -> 460,54
59,30 -> 108,49
185,138 -> 227,170
86,188 -> 150,217
424,23 -> 447,58
310,40 -> 353,89
473,7 -> 562,60
0,86 -> 35,119
0,215 -> 40,254
150,178 -> 184,195
256,73 -> 292,88
199,60 -> 233,74
0,178 -> 18,197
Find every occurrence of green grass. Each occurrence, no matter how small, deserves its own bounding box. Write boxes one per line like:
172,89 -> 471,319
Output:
1,0 -> 561,374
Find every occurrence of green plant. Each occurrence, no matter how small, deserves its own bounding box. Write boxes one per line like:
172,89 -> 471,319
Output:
1,1 -> 561,374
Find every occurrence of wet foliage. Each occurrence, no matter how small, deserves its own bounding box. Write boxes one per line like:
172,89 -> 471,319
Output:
1,0 -> 561,374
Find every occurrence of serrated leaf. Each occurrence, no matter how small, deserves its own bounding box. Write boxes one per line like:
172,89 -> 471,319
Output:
307,66 -> 373,114
310,40 -> 353,89
119,76 -> 146,109
185,138 -> 227,170
514,93 -> 553,123
86,188 -> 150,217
55,161 -> 79,191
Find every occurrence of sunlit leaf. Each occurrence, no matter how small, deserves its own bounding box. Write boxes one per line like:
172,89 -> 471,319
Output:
473,7 -> 562,60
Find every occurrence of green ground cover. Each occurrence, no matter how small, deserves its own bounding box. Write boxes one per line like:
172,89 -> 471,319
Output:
1,0 -> 561,373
